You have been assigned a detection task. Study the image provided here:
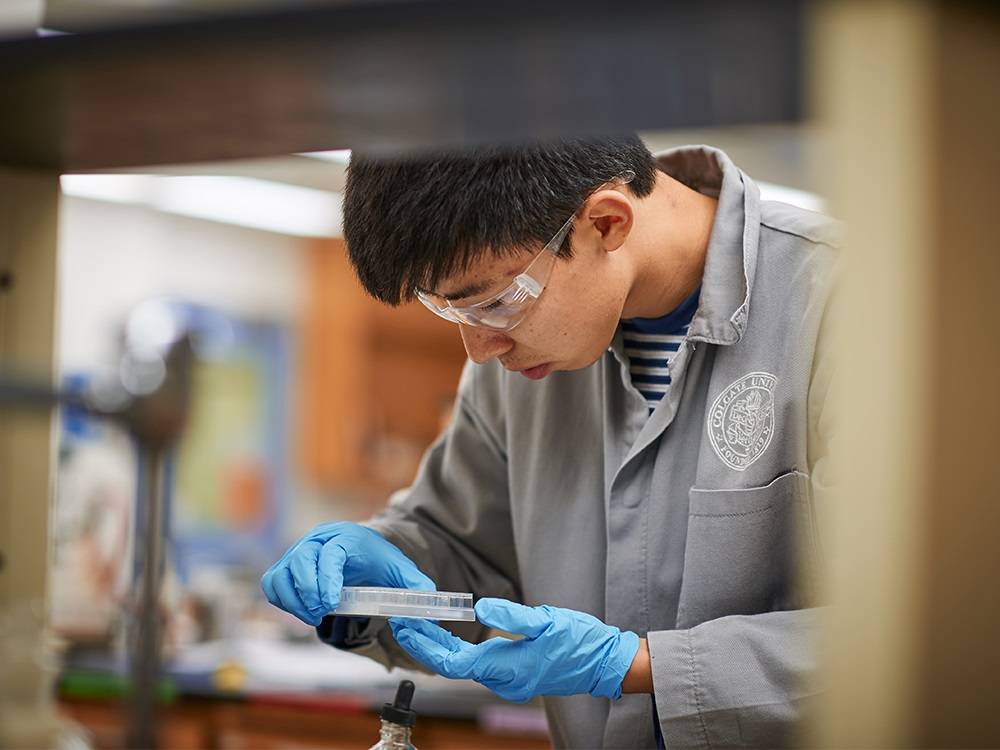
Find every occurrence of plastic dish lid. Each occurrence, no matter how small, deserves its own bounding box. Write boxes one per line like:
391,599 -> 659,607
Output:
331,586 -> 475,621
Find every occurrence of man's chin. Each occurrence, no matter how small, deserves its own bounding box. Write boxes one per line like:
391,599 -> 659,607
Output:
517,363 -> 552,380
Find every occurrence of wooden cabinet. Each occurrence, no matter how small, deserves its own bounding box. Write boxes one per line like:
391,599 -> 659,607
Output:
297,238 -> 467,500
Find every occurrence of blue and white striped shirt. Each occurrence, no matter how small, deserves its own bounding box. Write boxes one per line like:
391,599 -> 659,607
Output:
621,287 -> 700,414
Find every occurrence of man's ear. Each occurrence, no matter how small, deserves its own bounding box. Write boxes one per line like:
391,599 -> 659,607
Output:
584,192 -> 633,253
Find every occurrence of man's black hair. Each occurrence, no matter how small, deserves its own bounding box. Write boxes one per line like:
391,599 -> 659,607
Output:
343,135 -> 658,306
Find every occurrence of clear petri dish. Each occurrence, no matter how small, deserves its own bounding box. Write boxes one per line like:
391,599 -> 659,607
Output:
331,586 -> 475,621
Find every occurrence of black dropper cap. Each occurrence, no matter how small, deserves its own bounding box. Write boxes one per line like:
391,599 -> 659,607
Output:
381,680 -> 416,727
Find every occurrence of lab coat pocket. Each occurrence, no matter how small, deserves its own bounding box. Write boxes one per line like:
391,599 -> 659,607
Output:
675,470 -> 812,629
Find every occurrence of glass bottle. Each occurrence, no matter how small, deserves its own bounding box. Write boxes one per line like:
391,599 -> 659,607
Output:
368,679 -> 418,750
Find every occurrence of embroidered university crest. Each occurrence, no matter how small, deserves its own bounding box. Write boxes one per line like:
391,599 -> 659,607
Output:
708,372 -> 778,471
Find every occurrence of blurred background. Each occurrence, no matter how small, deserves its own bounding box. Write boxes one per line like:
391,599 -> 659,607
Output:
0,1 -> 997,749
50,149 -> 505,747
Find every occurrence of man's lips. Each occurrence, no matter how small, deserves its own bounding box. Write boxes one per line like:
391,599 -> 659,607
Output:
517,363 -> 552,380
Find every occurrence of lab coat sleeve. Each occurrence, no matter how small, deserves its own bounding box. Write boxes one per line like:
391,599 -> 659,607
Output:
648,273 -> 839,749
318,360 -> 517,672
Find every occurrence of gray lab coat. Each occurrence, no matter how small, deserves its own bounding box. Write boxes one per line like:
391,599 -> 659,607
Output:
323,146 -> 841,749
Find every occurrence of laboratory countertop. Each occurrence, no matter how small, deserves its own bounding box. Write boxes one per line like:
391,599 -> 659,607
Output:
58,635 -> 551,749
58,693 -> 552,750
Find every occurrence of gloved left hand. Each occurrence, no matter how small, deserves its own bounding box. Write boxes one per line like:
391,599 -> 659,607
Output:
389,598 -> 640,703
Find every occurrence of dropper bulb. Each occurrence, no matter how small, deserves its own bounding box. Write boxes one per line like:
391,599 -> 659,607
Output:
381,679 -> 417,727
394,680 -> 414,710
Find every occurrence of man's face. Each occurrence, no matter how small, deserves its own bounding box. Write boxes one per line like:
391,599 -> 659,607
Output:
432,225 -> 632,380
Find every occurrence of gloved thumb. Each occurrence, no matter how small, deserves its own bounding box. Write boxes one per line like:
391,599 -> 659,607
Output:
366,527 -> 437,591
390,558 -> 437,592
474,598 -> 551,639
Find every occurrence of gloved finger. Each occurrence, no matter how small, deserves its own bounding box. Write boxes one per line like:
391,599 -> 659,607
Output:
270,566 -> 322,626
388,616 -> 440,633
287,540 -> 327,616
474,598 -> 552,639
460,636 -> 522,694
260,564 -> 282,607
393,623 -> 477,680
316,541 -> 348,611
390,617 -> 465,652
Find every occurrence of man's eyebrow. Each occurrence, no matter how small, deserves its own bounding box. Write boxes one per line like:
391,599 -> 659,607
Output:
437,278 -> 495,302
427,261 -> 525,302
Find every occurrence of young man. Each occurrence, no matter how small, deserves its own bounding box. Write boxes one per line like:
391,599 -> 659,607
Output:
262,137 -> 839,749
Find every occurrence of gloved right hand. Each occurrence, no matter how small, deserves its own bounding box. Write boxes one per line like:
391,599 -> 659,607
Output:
260,522 -> 436,626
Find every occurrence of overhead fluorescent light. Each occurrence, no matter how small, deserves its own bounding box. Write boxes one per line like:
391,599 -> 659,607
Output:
61,174 -> 343,237
298,149 -> 352,165
61,171 -> 821,237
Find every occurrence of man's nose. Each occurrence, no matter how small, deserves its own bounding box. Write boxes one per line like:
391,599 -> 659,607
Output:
459,325 -> 514,364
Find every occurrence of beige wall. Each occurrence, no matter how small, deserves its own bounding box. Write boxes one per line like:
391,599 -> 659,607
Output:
0,168 -> 65,747
812,2 -> 1000,746
0,169 -> 59,612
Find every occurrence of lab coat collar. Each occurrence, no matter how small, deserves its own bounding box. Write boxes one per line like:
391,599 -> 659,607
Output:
654,145 -> 761,347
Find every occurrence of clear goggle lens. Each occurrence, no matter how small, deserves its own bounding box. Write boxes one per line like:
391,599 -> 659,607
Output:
417,250 -> 556,330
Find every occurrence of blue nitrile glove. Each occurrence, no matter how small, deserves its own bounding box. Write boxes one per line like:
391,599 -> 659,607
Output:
260,522 -> 435,626
389,598 -> 640,702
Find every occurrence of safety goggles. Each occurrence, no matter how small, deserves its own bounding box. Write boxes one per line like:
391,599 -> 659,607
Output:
416,171 -> 635,331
